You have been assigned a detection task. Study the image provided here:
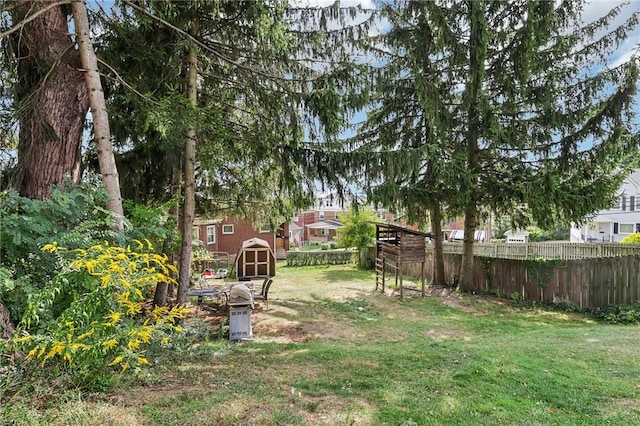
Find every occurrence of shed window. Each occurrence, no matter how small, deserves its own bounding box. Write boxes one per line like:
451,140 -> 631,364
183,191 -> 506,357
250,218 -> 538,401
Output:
222,224 -> 234,234
206,226 -> 216,244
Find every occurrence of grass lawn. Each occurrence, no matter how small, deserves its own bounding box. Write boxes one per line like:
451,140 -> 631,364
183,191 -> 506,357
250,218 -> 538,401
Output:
3,262 -> 640,425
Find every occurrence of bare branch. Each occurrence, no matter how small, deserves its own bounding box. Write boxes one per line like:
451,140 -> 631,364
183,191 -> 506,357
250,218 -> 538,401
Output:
0,0 -> 72,40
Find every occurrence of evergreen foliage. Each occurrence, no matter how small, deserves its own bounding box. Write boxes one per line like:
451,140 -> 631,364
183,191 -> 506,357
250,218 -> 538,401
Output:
342,0 -> 639,289
94,0 -> 374,227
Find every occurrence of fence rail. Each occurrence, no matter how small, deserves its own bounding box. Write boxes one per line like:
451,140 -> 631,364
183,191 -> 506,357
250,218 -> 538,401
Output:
438,242 -> 640,260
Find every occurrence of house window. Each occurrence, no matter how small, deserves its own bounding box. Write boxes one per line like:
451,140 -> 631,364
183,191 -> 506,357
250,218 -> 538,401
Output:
222,224 -> 234,234
631,196 -> 636,211
206,225 -> 216,244
621,196 -> 627,211
619,223 -> 634,234
321,228 -> 328,236
192,226 -> 200,241
319,211 -> 325,219
259,225 -> 271,233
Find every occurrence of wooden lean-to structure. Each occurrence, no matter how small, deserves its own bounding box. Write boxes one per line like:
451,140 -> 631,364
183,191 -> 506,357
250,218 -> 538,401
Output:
375,223 -> 431,298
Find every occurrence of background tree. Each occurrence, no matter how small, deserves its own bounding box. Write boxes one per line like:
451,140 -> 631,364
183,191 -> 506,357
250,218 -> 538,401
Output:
347,0 -> 639,290
71,0 -> 124,231
335,206 -> 378,268
93,0 -> 373,302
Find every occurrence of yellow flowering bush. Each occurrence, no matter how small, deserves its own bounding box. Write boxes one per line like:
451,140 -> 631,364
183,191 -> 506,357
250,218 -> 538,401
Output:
13,240 -> 187,385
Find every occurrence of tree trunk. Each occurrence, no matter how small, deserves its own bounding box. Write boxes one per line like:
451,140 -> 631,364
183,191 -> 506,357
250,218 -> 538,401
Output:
10,0 -> 89,200
458,0 -> 486,292
176,18 -> 199,305
70,0 -> 124,231
459,203 -> 478,291
430,205 -> 446,287
0,301 -> 14,340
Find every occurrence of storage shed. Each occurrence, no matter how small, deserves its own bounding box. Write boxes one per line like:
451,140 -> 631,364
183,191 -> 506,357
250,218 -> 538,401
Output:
235,238 -> 276,278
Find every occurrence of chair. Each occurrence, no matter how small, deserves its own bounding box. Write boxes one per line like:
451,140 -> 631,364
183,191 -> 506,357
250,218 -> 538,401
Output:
253,278 -> 273,309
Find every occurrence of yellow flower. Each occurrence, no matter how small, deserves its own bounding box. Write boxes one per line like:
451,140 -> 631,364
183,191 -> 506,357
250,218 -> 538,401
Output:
64,353 -> 72,363
116,291 -> 131,303
101,274 -> 112,287
44,341 -> 65,361
110,355 -> 123,366
136,327 -> 154,344
77,328 -> 94,340
161,337 -> 170,345
103,339 -> 118,349
69,343 -> 89,350
26,348 -> 39,359
127,339 -> 141,351
138,357 -> 149,365
42,242 -> 58,252
121,362 -> 129,372
104,311 -> 122,327
125,301 -> 142,315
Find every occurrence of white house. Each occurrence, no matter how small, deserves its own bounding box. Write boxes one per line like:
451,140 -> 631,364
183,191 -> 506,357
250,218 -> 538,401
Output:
570,169 -> 640,243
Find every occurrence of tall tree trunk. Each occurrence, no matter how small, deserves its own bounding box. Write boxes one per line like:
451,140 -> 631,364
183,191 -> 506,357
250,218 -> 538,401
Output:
71,0 -> 124,231
176,18 -> 199,305
0,300 -> 14,340
10,0 -> 89,200
430,205 -> 446,287
458,0 -> 486,291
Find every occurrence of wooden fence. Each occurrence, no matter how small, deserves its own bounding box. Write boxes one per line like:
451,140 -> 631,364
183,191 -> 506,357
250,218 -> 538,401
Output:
440,242 -> 640,260
375,243 -> 640,308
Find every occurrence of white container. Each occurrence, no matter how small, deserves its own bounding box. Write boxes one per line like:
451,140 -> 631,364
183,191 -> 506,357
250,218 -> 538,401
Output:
228,306 -> 252,340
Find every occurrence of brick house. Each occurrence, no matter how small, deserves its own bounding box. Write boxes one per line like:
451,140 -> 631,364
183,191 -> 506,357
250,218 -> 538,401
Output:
193,216 -> 290,260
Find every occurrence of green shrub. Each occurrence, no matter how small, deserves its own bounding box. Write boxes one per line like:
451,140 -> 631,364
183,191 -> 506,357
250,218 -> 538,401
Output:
0,179 -> 114,323
9,240 -> 186,390
321,244 -> 329,250
620,232 -> 640,244
592,303 -> 640,324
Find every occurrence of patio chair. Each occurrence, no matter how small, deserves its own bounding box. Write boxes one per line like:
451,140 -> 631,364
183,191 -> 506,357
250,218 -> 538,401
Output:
253,278 -> 273,309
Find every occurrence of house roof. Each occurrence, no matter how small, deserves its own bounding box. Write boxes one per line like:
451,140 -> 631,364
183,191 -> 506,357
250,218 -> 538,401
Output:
627,169 -> 640,188
375,222 -> 432,238
289,222 -> 303,231
305,219 -> 344,229
589,215 -> 616,223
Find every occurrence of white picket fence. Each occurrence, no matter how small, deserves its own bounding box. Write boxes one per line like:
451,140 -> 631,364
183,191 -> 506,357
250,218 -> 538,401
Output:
435,242 -> 640,260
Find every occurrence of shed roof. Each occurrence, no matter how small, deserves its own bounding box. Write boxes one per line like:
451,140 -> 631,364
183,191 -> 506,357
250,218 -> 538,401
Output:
240,237 -> 271,249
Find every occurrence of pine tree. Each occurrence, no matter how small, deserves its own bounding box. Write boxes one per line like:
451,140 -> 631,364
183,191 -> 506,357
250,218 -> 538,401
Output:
349,0 -> 639,291
94,0 -> 374,302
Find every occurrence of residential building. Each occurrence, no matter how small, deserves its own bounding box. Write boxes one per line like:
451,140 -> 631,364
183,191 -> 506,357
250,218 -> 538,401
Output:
291,191 -> 346,245
570,169 -> 640,243
193,216 -> 290,260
